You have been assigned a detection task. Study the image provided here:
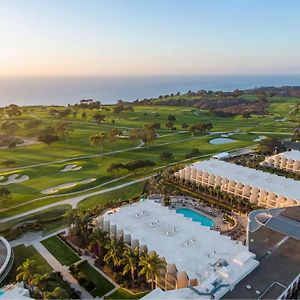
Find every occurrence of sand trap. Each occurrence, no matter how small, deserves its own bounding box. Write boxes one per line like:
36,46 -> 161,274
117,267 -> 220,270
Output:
42,178 -> 96,194
253,135 -> 267,142
60,164 -> 82,172
0,174 -> 29,186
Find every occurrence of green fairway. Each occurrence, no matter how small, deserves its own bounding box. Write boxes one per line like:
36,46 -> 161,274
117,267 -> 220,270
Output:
106,288 -> 149,299
41,235 -> 80,266
0,98 -> 298,217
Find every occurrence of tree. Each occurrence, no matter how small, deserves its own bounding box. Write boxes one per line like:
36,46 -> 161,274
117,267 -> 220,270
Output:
257,137 -> 285,155
167,115 -> 176,122
89,228 -> 109,260
124,160 -> 155,174
121,247 -> 139,287
108,128 -> 120,152
93,113 -> 105,125
129,128 -> 142,141
43,287 -> 69,299
104,238 -> 123,268
143,124 -> 156,147
6,104 -> 22,118
89,132 -> 107,157
185,148 -> 201,159
82,112 -> 87,120
165,121 -> 173,129
160,152 -> 173,162
181,123 -> 189,129
1,121 -> 18,135
16,259 -> 38,284
38,127 -> 58,146
24,119 -> 42,131
0,187 -> 11,207
55,122 -> 73,141
139,253 -> 166,290
107,163 -> 125,175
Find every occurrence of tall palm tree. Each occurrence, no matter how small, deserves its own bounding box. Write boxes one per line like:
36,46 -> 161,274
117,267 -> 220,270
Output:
89,132 -> 107,157
104,238 -> 123,268
16,259 -> 38,284
139,253 -> 166,290
89,228 -> 109,259
121,247 -> 139,287
74,210 -> 93,245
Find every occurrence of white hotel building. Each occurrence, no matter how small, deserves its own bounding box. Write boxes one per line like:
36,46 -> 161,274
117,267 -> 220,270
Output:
175,160 -> 300,209
261,150 -> 300,174
96,200 -> 259,299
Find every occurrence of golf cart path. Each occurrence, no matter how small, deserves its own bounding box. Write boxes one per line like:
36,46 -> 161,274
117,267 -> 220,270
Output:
0,176 -> 152,223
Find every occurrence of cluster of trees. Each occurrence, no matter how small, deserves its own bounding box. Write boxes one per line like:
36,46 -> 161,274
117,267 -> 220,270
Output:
16,259 -> 79,299
112,101 -> 134,114
185,148 -> 201,159
188,122 -> 213,136
107,160 -> 155,175
5,104 -> 22,118
65,208 -> 166,290
257,137 -> 286,155
38,122 -> 72,146
128,124 -> 157,147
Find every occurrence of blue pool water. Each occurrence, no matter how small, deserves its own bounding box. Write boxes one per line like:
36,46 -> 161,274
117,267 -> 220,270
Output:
176,208 -> 215,227
0,289 -> 4,296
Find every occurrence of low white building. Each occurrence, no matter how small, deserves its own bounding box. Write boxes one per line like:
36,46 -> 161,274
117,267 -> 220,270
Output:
261,150 -> 300,174
95,200 -> 259,299
175,160 -> 300,209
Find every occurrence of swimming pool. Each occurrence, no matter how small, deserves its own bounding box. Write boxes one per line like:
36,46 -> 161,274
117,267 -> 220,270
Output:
0,289 -> 4,297
176,208 -> 215,227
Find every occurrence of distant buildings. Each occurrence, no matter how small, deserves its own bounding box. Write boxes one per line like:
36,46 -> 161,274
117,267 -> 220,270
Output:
261,150 -> 300,174
175,160 -> 300,209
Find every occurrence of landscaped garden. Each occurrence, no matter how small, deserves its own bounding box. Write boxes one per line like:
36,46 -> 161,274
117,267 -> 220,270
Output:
41,235 -> 80,266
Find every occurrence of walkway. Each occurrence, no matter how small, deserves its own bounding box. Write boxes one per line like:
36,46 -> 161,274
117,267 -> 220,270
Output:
33,241 -> 93,299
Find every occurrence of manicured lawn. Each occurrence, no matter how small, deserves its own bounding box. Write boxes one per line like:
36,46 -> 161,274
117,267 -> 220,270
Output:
41,236 -> 80,266
7,244 -> 52,283
107,288 -> 149,299
78,261 -> 115,297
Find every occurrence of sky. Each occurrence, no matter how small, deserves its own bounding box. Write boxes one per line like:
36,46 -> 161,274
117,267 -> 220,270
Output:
0,0 -> 300,76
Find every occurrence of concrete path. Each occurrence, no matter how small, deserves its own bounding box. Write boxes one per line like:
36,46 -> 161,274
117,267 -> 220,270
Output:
33,241 -> 94,299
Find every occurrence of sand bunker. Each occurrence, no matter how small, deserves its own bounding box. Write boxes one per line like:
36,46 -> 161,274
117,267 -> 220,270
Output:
253,135 -> 267,142
0,174 -> 29,185
60,164 -> 82,172
42,178 -> 96,194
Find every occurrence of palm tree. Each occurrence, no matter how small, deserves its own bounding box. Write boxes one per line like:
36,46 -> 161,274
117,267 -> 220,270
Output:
89,228 -> 109,260
104,238 -> 123,268
121,247 -> 139,287
43,287 -> 69,299
16,259 -> 38,284
74,210 -> 93,245
139,253 -> 166,290
89,132 -> 107,157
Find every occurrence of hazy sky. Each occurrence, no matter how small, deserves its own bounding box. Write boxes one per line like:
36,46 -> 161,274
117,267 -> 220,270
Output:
0,0 -> 300,76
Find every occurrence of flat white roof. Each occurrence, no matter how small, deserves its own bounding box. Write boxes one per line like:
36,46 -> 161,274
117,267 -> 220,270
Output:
103,200 -> 258,296
190,160 -> 300,201
279,150 -> 300,161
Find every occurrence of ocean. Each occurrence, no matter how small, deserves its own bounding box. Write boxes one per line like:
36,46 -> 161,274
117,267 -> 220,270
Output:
0,74 -> 299,106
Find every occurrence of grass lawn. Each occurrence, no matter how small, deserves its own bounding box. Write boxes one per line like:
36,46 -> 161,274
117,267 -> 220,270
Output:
106,288 -> 149,299
41,235 -> 80,266
0,205 -> 71,239
7,244 -> 52,283
78,261 -> 115,297
78,181 -> 146,209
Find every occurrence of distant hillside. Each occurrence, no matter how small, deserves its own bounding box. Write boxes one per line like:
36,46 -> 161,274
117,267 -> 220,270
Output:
133,86 -> 300,116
